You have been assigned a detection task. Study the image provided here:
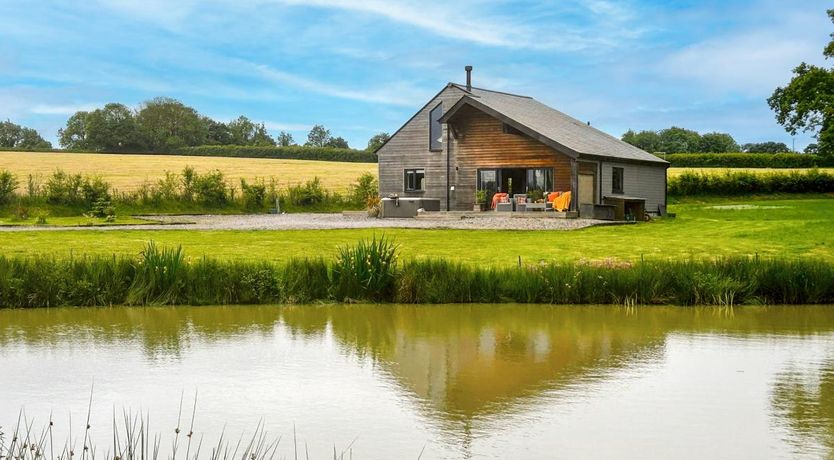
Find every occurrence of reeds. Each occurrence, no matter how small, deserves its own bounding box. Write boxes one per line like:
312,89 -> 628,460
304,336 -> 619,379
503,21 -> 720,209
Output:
0,241 -> 832,308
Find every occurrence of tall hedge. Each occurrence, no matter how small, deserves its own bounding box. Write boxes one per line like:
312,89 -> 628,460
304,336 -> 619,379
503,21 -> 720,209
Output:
664,153 -> 831,168
176,145 -> 377,163
669,169 -> 834,195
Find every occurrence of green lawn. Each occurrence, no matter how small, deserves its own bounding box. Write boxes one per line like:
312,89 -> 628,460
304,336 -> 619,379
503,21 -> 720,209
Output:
0,197 -> 831,266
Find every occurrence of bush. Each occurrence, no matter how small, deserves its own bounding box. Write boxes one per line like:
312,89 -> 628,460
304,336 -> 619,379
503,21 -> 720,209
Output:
286,177 -> 326,206
0,170 -> 18,203
176,145 -> 377,163
333,236 -> 399,302
350,172 -> 378,205
664,153 -> 830,168
240,178 -> 267,209
669,169 -> 834,196
192,169 -> 228,205
43,169 -> 84,204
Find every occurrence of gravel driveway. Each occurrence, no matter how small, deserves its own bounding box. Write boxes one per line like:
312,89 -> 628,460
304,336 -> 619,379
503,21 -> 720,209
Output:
0,213 -> 613,231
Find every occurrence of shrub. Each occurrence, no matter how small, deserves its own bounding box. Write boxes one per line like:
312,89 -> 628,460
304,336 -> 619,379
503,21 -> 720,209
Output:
81,176 -> 111,205
669,169 -> 834,196
333,236 -> 399,302
43,169 -> 84,204
176,145 -> 377,163
350,172 -> 378,205
192,169 -> 228,205
0,170 -> 18,203
286,177 -> 326,206
240,178 -> 267,210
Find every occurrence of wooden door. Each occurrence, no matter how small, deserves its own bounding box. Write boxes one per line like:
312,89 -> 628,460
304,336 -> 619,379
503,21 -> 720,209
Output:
578,173 -> 595,205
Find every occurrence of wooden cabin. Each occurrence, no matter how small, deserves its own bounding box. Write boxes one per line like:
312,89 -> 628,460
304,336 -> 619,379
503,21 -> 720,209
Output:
376,67 -> 669,218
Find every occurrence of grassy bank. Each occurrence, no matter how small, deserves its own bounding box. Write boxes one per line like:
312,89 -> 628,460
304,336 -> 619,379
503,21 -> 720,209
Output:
1,241 -> 831,308
0,197 -> 830,264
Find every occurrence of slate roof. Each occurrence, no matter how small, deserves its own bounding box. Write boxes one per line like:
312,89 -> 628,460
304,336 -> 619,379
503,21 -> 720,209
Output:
442,84 -> 668,165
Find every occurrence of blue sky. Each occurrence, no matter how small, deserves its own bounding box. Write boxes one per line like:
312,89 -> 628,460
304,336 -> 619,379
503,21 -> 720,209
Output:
0,0 -> 830,150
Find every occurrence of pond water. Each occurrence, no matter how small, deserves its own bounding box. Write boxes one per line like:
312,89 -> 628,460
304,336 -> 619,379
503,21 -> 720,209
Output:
1,305 -> 833,459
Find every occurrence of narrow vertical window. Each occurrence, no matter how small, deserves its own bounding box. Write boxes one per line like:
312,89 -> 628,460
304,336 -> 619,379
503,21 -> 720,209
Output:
612,167 -> 624,194
429,103 -> 443,151
404,169 -> 425,191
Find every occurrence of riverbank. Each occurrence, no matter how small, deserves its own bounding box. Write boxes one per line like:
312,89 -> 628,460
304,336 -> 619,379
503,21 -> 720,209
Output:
1,241 -> 831,307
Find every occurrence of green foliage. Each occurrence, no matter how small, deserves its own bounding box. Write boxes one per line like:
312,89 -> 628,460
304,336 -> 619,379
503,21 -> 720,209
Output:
622,127 -> 739,153
0,170 -> 18,203
664,153 -> 828,168
276,130 -> 295,147
668,169 -> 834,196
0,120 -> 52,149
191,169 -> 228,205
305,124 -> 331,147
350,172 -> 378,205
43,169 -> 84,204
286,177 -> 326,206
366,132 -> 390,152
175,145 -> 377,163
240,178 -> 267,209
768,9 -> 834,158
227,116 -> 275,146
475,189 -> 487,204
137,97 -> 208,152
333,236 -> 399,302
58,103 -> 144,152
1,242 -> 832,307
742,141 -> 792,153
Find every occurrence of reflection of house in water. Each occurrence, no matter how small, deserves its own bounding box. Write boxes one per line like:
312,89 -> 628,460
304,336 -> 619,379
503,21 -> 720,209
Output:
280,305 -> 671,424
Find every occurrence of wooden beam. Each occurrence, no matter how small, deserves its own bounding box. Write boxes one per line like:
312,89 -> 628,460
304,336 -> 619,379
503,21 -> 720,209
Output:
570,159 -> 578,212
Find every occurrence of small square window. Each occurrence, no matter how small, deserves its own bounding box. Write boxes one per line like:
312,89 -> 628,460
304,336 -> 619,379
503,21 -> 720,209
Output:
405,169 -> 425,191
612,167 -> 624,194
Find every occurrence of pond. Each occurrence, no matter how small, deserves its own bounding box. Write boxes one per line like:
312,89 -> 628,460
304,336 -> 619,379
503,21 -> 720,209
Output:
1,304 -> 833,459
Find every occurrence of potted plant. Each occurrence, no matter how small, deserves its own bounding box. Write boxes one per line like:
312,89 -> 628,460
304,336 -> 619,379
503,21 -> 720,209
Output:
474,189 -> 487,211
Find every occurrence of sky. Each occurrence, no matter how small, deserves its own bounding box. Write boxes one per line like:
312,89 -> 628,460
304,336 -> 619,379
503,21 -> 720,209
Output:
0,0 -> 831,151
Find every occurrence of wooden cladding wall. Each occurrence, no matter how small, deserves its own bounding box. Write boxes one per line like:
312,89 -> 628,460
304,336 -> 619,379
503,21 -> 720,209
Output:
377,85 -> 466,209
449,105 -> 573,210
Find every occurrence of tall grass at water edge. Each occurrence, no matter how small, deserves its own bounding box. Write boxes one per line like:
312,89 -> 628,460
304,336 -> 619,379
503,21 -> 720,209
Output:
0,240 -> 832,307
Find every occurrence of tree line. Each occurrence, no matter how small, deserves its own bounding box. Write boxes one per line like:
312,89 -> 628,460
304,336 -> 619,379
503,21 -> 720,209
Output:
621,127 -> 801,154
2,97 -> 392,153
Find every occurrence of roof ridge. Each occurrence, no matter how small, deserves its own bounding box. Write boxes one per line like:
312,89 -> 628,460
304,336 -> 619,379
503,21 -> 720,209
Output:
449,83 -> 533,99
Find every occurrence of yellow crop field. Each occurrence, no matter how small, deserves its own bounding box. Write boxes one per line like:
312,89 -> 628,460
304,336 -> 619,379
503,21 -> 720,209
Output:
0,151 -> 377,192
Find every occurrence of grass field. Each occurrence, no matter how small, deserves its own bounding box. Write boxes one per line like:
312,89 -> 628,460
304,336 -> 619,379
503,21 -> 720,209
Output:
0,196 -> 830,265
0,151 -> 376,192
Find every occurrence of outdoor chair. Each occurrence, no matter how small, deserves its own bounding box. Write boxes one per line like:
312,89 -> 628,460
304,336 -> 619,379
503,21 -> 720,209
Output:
514,194 -> 527,212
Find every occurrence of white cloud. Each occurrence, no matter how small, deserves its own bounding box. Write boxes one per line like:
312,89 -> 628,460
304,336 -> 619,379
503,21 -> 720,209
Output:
30,103 -> 102,115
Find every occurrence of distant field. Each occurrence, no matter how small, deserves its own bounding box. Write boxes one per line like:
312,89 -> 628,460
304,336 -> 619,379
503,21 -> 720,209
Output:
1,152 -> 831,194
667,167 -> 834,177
0,151 -> 376,192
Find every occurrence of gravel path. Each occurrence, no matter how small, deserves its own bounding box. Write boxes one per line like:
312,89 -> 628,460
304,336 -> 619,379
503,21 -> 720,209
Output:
0,213 -> 613,231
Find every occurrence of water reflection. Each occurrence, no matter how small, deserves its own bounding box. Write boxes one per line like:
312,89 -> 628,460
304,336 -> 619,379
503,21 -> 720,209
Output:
2,304 -> 834,458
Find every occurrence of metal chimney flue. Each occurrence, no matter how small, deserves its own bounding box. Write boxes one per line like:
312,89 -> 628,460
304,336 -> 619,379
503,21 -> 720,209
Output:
465,65 -> 472,91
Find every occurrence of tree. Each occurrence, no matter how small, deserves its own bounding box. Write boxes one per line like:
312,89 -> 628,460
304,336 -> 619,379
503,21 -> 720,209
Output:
326,136 -> 349,149
227,116 -> 275,146
700,132 -> 740,153
0,120 -> 52,149
621,129 -> 662,153
741,142 -> 791,154
58,103 -> 144,152
768,9 -> 834,158
305,125 -> 331,147
135,97 -> 207,152
657,127 -> 702,153
276,131 -> 295,147
203,117 -> 231,145
805,143 -> 819,154
366,132 -> 390,152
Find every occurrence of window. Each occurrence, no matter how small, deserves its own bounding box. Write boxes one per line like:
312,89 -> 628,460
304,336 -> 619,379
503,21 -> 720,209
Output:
502,123 -> 524,136
404,169 -> 425,191
612,167 -> 624,194
526,168 -> 554,192
429,103 -> 443,151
